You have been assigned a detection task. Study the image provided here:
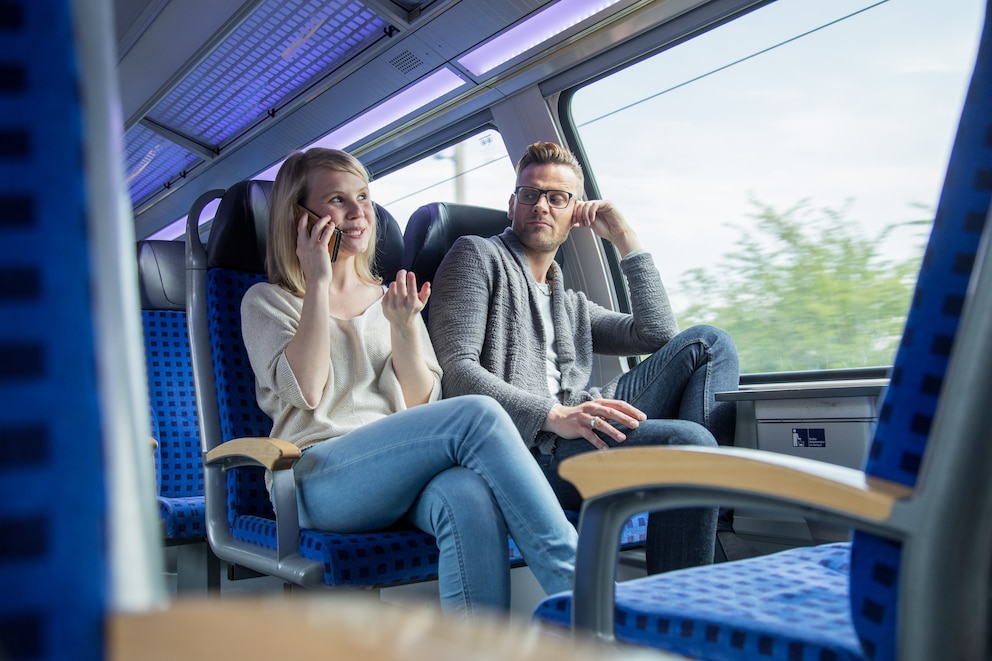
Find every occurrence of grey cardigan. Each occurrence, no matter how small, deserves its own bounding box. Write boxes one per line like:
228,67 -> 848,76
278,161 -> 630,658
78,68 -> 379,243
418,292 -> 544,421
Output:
428,228 -> 678,454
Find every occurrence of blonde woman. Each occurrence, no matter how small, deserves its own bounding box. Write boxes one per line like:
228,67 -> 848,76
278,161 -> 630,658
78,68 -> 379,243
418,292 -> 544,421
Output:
240,148 -> 576,617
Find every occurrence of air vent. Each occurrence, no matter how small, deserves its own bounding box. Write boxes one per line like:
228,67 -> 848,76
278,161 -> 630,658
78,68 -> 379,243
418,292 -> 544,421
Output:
388,49 -> 425,74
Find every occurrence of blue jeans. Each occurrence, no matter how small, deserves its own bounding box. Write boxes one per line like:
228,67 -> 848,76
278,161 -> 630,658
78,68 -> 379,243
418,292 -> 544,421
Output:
536,324 -> 739,574
292,395 -> 577,618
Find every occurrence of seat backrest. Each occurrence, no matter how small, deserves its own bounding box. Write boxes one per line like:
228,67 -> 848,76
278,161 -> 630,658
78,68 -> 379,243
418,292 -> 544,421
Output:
137,239 -> 204,537
193,180 -> 406,524
2,2 -> 108,656
849,6 -> 992,657
3,0 -> 166,656
403,202 -> 510,285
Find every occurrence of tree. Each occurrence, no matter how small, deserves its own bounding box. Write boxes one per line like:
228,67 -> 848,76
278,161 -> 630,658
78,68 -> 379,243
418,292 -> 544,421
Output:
677,200 -> 928,373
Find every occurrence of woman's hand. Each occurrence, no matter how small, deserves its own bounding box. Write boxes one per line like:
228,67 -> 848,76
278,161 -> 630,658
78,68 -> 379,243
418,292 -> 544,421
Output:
295,211 -> 334,286
382,270 -> 431,328
286,211 -> 334,406
383,270 -> 435,407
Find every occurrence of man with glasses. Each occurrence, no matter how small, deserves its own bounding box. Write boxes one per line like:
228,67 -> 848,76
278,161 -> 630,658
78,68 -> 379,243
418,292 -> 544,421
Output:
429,142 -> 740,574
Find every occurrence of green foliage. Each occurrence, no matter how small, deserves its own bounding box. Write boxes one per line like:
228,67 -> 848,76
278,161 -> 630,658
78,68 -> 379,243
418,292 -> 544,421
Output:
677,200 -> 929,373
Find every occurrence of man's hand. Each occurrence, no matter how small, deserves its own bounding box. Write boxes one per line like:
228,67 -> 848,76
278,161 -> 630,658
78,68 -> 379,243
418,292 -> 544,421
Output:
541,400 -> 647,450
570,199 -> 642,256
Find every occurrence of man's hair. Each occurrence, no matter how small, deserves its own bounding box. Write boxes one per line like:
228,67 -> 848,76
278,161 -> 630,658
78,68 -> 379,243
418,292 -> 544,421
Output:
514,142 -> 585,194
267,147 -> 380,295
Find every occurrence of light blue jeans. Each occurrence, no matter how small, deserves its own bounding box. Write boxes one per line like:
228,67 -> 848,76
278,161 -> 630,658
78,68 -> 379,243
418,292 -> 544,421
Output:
536,324 -> 739,574
293,394 -> 577,618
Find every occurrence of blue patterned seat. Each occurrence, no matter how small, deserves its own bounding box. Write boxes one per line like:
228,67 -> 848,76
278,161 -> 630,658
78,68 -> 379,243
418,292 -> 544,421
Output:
138,240 -> 205,540
137,239 -> 220,591
533,4 -> 992,659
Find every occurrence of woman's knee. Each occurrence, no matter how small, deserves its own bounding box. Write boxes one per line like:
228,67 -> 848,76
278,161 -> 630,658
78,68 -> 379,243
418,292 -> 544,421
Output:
459,394 -> 512,421
417,468 -> 505,534
452,395 -> 519,439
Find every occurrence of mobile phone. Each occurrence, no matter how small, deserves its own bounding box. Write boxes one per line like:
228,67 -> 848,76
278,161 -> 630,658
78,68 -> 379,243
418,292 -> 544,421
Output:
298,204 -> 342,262
297,204 -> 323,230
330,226 -> 342,262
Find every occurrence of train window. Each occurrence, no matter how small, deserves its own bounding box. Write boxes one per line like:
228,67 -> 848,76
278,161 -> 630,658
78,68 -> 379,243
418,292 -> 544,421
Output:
568,0 -> 984,373
371,129 -> 514,231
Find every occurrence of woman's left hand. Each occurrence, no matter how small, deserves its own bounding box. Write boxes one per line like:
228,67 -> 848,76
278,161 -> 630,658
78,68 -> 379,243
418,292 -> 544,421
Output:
382,269 -> 431,328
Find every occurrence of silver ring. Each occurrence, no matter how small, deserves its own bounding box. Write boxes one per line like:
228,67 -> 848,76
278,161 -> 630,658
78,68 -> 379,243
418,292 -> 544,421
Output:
590,416 -> 599,429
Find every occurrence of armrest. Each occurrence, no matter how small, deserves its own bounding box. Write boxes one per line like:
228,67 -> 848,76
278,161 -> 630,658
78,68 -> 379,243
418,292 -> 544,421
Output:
203,437 -> 303,565
560,445 -> 912,521
205,437 -> 301,471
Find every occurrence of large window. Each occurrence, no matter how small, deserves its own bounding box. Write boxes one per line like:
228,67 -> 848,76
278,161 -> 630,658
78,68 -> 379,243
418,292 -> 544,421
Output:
370,129 -> 515,232
569,0 -> 984,373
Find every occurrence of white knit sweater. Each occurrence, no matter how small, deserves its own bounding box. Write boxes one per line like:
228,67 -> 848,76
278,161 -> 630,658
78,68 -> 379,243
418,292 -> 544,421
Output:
240,281 -> 442,452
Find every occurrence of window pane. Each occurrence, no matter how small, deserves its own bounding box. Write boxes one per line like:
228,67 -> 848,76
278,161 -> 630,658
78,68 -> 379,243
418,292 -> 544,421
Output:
371,129 -> 514,232
569,0 -> 984,373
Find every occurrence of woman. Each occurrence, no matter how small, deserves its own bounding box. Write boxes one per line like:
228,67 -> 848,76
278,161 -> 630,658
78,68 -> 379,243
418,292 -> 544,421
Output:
240,147 -> 577,618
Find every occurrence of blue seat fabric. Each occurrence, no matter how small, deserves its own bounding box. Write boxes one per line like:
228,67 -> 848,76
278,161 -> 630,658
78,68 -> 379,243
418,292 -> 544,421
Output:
848,6 -> 992,656
0,0 -> 106,656
539,543 -> 860,659
535,4 -> 992,659
143,308 -> 206,540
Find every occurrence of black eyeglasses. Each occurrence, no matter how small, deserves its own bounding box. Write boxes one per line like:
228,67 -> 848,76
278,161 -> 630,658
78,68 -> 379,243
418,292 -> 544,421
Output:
514,186 -> 574,209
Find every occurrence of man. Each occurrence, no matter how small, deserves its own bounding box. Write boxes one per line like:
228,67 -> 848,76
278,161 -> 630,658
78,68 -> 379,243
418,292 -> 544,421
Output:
428,142 -> 739,573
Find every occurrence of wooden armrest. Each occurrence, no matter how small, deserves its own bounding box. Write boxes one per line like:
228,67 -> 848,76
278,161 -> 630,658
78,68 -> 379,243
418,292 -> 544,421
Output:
560,446 -> 913,521
205,437 -> 301,471
148,436 -> 158,451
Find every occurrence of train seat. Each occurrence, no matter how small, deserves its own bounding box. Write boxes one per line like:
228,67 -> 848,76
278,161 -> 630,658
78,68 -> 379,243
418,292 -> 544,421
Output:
402,201 -> 649,560
533,4 -> 992,658
403,201 -> 511,286
137,239 -> 220,591
187,179 -> 442,589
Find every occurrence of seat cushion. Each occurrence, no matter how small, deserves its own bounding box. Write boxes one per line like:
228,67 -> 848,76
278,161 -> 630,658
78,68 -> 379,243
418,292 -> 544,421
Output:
159,496 -> 206,540
231,514 -> 440,587
231,510 -> 648,585
534,542 -> 863,660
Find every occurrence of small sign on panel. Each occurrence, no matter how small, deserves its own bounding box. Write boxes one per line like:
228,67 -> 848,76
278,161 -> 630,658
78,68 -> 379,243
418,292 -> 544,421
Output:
792,428 -> 826,448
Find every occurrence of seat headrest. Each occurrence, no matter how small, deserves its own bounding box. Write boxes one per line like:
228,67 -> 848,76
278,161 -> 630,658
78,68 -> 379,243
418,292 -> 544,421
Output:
206,179 -> 272,273
137,239 -> 185,311
205,178 -> 405,281
373,204 -> 404,282
404,202 -> 509,284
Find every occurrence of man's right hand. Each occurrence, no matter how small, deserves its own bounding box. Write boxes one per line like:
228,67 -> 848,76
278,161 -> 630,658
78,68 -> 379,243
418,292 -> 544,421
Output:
541,400 -> 647,450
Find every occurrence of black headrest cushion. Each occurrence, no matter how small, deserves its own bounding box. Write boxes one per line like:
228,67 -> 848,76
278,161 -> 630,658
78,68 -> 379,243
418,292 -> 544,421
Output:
373,203 -> 404,282
137,239 -> 185,311
404,202 -> 509,284
206,179 -> 272,273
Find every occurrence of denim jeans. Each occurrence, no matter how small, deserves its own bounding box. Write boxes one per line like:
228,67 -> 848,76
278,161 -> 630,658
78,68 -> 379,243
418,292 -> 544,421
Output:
536,324 -> 739,574
292,394 -> 577,618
